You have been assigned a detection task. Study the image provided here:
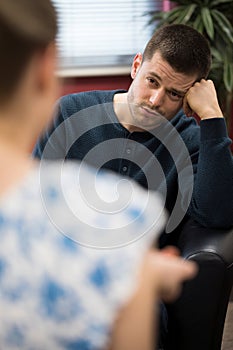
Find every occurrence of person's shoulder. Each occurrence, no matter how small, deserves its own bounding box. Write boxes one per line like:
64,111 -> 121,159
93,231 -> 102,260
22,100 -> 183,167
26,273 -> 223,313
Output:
172,110 -> 199,129
164,110 -> 200,154
59,89 -> 124,110
55,89 -> 126,121
171,110 -> 200,141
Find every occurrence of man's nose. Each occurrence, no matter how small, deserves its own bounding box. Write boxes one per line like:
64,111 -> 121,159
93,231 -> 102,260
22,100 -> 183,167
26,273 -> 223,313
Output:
149,89 -> 165,106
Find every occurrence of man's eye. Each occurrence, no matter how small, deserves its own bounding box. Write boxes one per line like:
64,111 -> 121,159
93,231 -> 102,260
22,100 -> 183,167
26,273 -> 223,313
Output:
147,78 -> 158,86
147,78 -> 155,84
169,91 -> 182,100
171,91 -> 179,97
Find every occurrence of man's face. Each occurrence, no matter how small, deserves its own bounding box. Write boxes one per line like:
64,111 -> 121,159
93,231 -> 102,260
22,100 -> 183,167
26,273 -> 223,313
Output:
127,51 -> 198,130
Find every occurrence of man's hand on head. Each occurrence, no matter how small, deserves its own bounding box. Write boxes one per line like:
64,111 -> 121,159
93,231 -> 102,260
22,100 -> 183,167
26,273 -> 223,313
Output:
183,79 -> 224,120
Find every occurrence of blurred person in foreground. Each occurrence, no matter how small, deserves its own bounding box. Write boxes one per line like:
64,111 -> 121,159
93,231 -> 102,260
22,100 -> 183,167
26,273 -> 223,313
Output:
0,1 -> 197,350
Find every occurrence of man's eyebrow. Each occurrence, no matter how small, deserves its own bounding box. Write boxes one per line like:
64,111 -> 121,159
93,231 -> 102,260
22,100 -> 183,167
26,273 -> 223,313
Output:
169,88 -> 186,97
148,71 -> 187,96
148,72 -> 162,81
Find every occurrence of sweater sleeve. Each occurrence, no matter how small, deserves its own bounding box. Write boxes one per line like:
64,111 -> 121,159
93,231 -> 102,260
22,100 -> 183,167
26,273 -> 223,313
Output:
187,118 -> 233,228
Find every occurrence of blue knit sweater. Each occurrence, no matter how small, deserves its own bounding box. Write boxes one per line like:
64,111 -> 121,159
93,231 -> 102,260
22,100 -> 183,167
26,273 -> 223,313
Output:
34,90 -> 233,229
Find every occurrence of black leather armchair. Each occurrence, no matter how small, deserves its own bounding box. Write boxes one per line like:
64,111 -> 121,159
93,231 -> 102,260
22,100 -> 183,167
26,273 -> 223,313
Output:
164,218 -> 233,350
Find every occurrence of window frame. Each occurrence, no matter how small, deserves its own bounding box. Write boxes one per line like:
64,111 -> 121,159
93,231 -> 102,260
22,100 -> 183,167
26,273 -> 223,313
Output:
53,0 -> 164,77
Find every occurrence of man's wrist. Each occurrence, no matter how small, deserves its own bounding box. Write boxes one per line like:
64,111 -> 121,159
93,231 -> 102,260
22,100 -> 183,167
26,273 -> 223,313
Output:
200,115 -> 224,120
198,107 -> 223,120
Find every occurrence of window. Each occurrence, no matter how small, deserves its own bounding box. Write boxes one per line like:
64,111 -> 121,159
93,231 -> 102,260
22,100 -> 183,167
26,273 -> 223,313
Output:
52,0 -> 163,75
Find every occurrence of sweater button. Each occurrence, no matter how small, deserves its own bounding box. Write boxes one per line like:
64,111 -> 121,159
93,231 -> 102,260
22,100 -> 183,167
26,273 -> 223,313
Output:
126,148 -> 131,154
122,166 -> 128,172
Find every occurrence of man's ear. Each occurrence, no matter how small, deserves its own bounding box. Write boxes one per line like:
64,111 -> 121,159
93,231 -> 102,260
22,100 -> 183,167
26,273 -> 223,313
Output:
131,53 -> 143,79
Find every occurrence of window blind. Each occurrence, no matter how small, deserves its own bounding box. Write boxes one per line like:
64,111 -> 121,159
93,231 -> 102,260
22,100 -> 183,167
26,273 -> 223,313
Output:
52,0 -> 163,70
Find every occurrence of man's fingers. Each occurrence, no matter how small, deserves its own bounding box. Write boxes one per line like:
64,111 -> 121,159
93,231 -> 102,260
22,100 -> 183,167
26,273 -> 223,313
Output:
183,94 -> 193,117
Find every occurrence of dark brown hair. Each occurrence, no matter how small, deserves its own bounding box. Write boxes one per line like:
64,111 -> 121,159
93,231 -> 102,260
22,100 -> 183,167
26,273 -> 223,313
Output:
0,0 -> 57,103
143,24 -> 211,80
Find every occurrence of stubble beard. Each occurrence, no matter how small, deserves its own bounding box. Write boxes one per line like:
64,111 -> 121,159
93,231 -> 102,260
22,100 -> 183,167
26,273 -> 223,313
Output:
127,92 -> 166,131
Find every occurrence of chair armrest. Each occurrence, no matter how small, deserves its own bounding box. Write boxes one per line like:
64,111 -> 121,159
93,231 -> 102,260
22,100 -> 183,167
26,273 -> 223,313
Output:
177,218 -> 233,268
165,219 -> 233,350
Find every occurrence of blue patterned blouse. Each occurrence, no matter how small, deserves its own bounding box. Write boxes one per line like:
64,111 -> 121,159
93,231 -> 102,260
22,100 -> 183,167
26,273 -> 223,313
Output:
0,161 -> 165,349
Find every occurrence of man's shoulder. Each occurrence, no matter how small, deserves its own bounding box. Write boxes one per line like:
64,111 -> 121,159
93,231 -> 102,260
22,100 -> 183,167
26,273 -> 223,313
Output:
172,110 -> 200,134
170,110 -> 200,150
59,89 -> 125,113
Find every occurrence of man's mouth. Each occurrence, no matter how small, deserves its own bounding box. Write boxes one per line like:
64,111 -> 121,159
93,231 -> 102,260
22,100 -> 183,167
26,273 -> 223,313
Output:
140,106 -> 163,118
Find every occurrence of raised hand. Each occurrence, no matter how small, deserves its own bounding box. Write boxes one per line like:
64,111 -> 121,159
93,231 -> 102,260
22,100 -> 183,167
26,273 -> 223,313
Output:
183,79 -> 223,120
